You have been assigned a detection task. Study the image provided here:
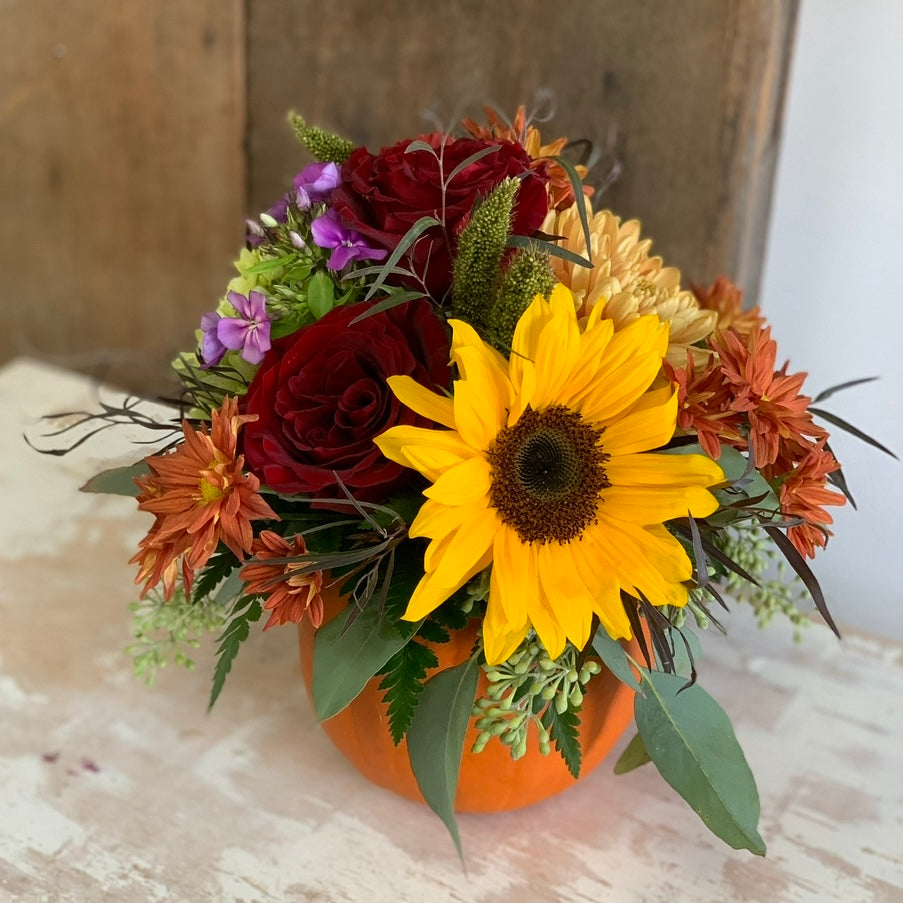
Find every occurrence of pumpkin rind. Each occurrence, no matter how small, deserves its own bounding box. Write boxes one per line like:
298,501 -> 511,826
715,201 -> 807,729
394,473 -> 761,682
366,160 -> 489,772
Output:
298,583 -> 638,812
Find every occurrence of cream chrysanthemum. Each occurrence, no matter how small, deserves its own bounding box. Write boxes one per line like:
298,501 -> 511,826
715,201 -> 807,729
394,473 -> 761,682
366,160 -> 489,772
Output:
541,203 -> 717,366
375,285 -> 723,665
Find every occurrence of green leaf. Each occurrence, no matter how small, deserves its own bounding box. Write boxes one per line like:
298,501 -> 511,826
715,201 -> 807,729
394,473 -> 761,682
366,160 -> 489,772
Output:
348,290 -> 424,324
307,270 -> 336,319
405,139 -> 438,157
592,627 -> 641,690
80,461 -> 149,496
407,655 -> 481,860
506,234 -> 592,268
444,143 -> 501,186
377,640 -> 439,744
191,548 -> 240,604
541,702 -> 582,778
614,731 -> 652,774
208,597 -> 262,711
312,556 -> 424,720
363,216 -> 442,301
634,669 -> 765,855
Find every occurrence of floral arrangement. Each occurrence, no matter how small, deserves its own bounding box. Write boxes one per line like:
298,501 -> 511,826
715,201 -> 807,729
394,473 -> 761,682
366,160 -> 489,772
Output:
52,104 -> 892,858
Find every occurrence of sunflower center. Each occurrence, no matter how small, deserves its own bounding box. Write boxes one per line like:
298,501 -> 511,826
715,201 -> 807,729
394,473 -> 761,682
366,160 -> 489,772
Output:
487,405 -> 609,544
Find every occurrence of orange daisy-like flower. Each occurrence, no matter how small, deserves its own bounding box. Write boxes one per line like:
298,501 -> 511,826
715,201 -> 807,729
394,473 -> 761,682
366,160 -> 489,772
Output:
692,277 -> 764,337
240,531 -> 324,630
461,105 -> 593,210
664,351 -> 745,460
779,442 -> 846,559
131,397 -> 276,598
711,326 -> 827,468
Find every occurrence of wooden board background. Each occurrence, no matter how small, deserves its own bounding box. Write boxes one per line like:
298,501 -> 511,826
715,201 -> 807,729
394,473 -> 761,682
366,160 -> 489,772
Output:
1,0 -> 796,394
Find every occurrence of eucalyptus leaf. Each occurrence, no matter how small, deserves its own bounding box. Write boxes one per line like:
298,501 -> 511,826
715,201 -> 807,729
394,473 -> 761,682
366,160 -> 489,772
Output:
591,627 -> 641,691
614,732 -> 651,774
406,655 -> 481,860
80,461 -> 149,496
312,602 -> 416,721
635,669 -> 765,855
506,234 -> 592,268
444,143 -> 501,186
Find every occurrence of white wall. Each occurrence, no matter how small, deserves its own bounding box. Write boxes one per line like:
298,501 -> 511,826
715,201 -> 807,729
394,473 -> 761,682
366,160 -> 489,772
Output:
760,0 -> 903,639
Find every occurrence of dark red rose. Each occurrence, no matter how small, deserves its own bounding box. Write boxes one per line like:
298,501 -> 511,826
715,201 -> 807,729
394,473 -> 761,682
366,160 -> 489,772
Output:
331,134 -> 549,300
240,299 -> 450,503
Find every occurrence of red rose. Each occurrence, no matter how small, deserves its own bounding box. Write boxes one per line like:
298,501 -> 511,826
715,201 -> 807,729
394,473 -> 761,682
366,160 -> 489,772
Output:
240,299 -> 450,503
331,134 -> 549,299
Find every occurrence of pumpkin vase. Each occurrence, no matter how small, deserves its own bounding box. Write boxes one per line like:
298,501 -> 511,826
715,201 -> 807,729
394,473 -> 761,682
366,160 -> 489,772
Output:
298,584 -> 639,813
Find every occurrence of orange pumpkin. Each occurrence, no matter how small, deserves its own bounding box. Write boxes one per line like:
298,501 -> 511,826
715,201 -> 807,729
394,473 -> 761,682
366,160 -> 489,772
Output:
298,582 -> 639,813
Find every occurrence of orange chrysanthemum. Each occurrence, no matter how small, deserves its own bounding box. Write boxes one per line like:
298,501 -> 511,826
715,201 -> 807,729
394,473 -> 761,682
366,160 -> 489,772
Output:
240,531 -> 324,630
664,351 -> 745,459
779,442 -> 846,559
711,326 -> 827,469
461,105 -> 593,210
131,397 -> 276,598
692,277 -> 765,337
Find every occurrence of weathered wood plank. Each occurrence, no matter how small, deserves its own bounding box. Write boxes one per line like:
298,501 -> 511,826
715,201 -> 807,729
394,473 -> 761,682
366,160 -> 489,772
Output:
248,0 -> 797,303
0,1 -> 245,393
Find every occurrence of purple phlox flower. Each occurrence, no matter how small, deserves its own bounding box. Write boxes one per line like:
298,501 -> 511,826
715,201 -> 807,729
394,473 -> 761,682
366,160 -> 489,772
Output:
293,162 -> 341,210
311,210 -> 388,271
216,290 -> 272,365
200,311 -> 228,367
246,196 -> 290,247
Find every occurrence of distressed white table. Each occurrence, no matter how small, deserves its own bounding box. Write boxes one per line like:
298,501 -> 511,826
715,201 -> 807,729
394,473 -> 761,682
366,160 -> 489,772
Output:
1,358 -> 901,902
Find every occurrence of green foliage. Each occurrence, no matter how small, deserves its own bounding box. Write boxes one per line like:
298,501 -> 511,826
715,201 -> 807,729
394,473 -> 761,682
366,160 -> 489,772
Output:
451,178 -> 518,326
713,525 -> 810,637
209,596 -> 262,710
634,668 -> 765,855
377,640 -> 439,744
407,655 -> 481,861
540,701 -> 581,779
312,553 -> 423,720
591,626 -> 641,690
191,548 -> 240,605
487,245 -> 554,349
614,731 -> 652,774
126,587 -> 227,686
471,633 -> 599,772
287,112 -> 354,163
80,461 -> 149,497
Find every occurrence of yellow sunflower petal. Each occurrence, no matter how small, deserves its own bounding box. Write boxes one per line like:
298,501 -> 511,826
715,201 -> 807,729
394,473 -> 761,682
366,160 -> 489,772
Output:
577,318 -> 669,423
404,517 -> 496,621
605,452 -> 724,488
509,293 -> 555,406
423,454 -> 493,507
530,285 -> 582,410
448,320 -> 511,451
602,484 -> 720,524
598,391 -> 678,456
483,584 -> 530,665
386,375 -> 455,429
490,525 -> 540,626
572,530 -> 632,639
374,426 -> 475,482
409,498 -> 482,541
536,542 -> 594,651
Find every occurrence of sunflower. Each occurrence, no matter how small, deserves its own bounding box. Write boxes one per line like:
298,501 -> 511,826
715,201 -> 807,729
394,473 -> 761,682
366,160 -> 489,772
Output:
375,285 -> 724,664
